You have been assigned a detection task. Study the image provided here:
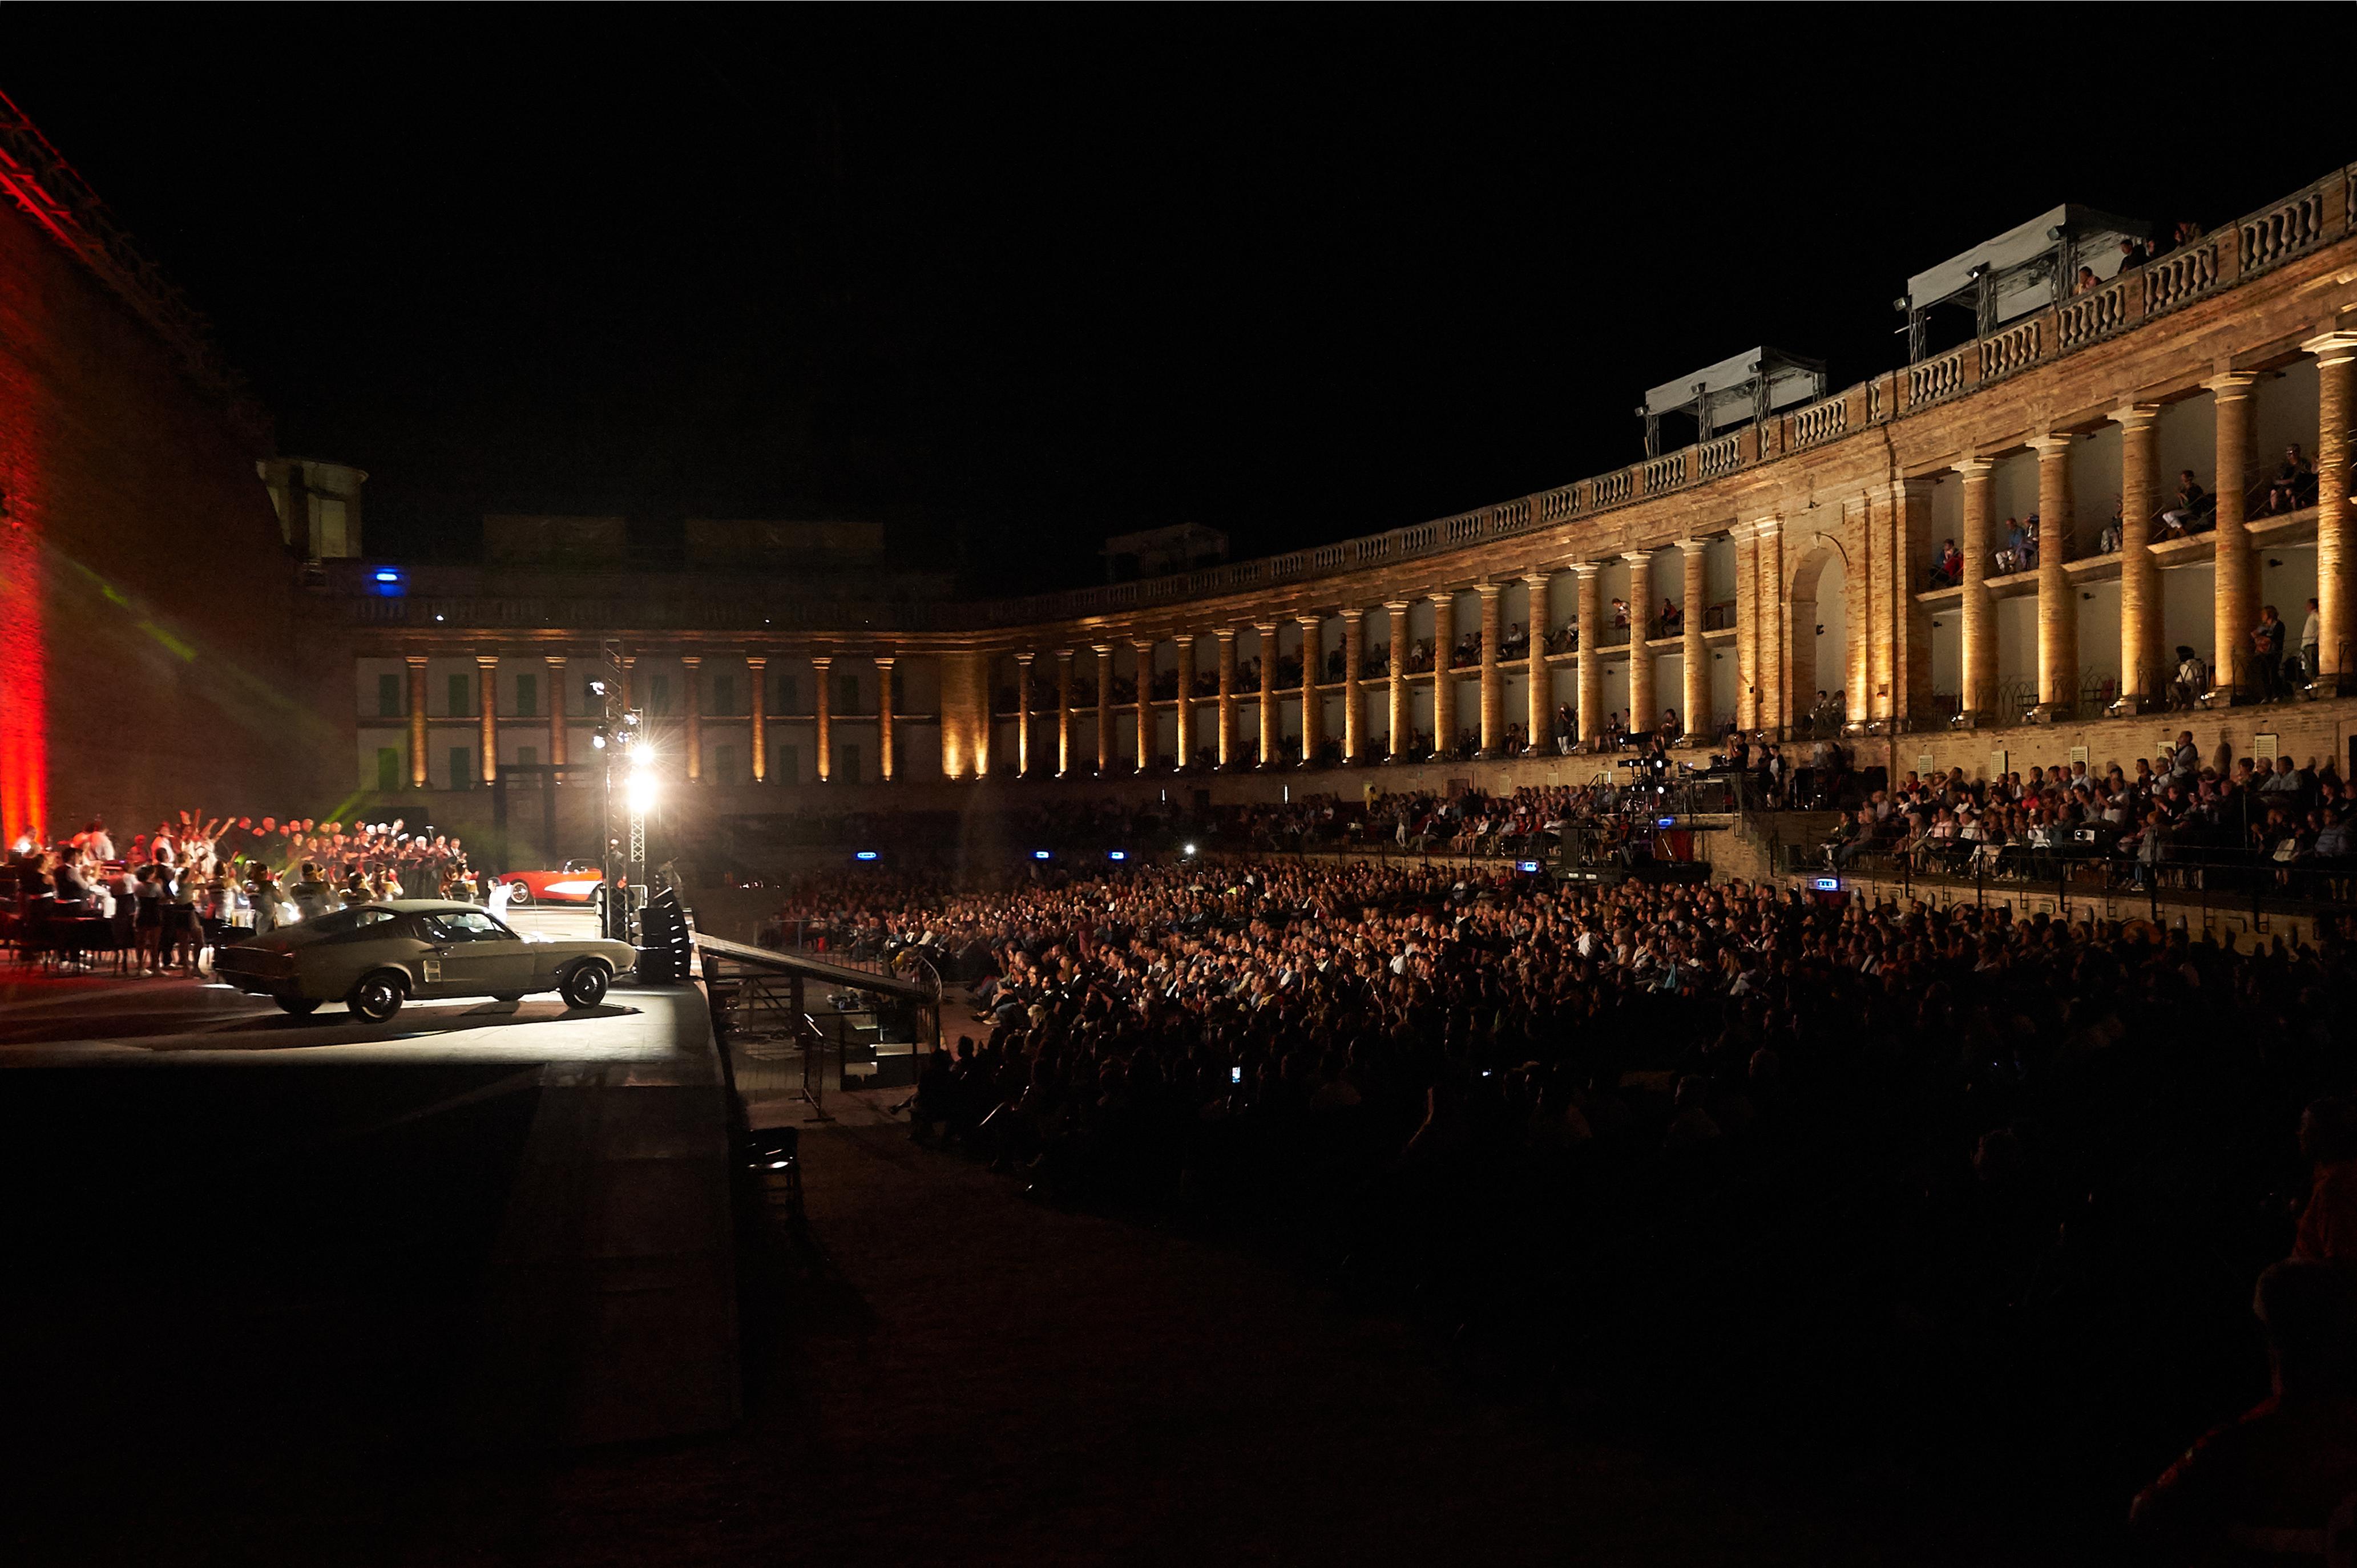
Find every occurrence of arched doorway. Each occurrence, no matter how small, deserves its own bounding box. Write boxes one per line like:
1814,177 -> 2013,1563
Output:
1788,533 -> 1851,730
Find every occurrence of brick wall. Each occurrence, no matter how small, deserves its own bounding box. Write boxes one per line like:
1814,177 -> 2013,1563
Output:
0,201 -> 338,842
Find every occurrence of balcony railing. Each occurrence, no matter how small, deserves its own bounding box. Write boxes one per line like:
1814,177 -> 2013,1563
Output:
330,161 -> 2355,642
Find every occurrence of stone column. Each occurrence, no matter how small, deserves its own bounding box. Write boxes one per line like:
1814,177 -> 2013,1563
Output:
1845,498 -> 1875,725
1015,652 -> 1034,778
1054,650 -> 1072,776
1254,621 -> 1279,767
2209,371 -> 2262,686
1297,614 -> 1322,766
1625,551 -> 1655,736
2114,406 -> 2163,705
1888,482 -> 1936,724
810,654 -> 832,782
1678,543 -> 1708,742
1384,602 -> 1408,759
1342,611 -> 1364,762
1525,571 -> 1552,753
1755,518 -> 1785,731
681,653 -> 704,782
1214,630 -> 1237,767
1475,583 -> 1504,756
406,655 -> 428,787
1958,459 -> 1996,720
1175,637 -> 1197,768
544,654 -> 568,774
2031,435 -> 2077,712
746,655 -> 768,782
1094,644 -> 1113,774
1431,593 -> 1458,756
876,656 -> 895,781
1133,637 -> 1153,771
2304,330 -> 2357,689
1858,494 -> 1890,723
1574,564 -> 1603,746
1734,525 -> 1758,732
476,654 -> 499,785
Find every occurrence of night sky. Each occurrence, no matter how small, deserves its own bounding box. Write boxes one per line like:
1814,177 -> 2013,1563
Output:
7,12 -> 2344,594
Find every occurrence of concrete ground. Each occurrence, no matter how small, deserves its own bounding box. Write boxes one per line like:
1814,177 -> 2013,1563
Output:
2,959 -> 1934,1566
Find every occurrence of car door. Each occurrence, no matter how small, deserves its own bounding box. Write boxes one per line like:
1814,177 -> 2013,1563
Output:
419,910 -> 539,996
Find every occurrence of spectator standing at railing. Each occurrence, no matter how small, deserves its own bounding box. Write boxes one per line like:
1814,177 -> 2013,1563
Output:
2300,598 -> 2320,690
2253,606 -> 2289,700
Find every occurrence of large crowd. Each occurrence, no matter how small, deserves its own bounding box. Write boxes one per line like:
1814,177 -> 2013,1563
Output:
3,811 -> 494,975
758,837 -> 2357,1554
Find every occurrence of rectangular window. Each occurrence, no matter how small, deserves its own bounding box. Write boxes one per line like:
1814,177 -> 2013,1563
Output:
651,674 -> 672,716
516,672 -> 537,718
837,674 -> 859,711
376,747 -> 401,793
377,673 -> 401,717
777,674 -> 800,713
777,744 -> 800,783
714,674 -> 736,716
517,746 -> 538,770
449,747 -> 472,790
715,743 -> 736,782
448,674 -> 470,717
838,743 -> 862,784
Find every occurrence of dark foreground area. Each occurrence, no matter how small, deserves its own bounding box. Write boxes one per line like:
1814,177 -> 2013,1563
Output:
4,1040 -> 2231,1567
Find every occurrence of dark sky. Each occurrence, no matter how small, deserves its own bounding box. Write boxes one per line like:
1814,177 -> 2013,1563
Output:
6,11 -> 2346,593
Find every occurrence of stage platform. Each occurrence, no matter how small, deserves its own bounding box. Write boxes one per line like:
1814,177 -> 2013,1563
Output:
0,948 -> 740,1527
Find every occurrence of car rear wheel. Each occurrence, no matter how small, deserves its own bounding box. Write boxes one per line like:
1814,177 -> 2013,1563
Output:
506,880 -> 534,907
349,971 -> 406,1023
276,997 -> 321,1017
560,962 -> 609,1009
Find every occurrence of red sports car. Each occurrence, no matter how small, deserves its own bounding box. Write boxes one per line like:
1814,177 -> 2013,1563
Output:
499,858 -> 608,906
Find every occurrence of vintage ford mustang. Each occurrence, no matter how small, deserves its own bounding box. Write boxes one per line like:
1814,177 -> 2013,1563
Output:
214,900 -> 637,1022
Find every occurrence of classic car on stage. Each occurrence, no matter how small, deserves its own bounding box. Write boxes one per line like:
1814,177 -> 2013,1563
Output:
213,900 -> 637,1022
498,858 -> 608,906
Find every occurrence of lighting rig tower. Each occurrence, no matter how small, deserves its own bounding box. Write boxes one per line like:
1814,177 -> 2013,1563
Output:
588,641 -> 652,942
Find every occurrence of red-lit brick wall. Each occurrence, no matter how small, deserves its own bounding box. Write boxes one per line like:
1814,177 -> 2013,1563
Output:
0,199 -> 342,844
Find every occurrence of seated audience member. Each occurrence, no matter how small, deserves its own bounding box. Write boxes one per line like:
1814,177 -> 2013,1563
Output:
2131,1261 -> 2357,1560
2261,443 -> 2316,516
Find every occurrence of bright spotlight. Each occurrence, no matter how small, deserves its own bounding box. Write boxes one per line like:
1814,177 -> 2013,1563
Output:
1108,850 -> 1127,862
1032,850 -> 1051,861
627,770 -> 660,814
1182,843 -> 1197,856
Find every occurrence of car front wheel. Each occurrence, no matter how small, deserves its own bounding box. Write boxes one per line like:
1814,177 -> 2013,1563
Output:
559,962 -> 609,1009
506,880 -> 534,907
349,971 -> 406,1023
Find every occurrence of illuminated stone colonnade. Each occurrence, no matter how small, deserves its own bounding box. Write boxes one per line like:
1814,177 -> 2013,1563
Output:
353,165 -> 2357,790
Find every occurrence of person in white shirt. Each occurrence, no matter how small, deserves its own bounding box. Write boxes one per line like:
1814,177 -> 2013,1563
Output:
2302,597 -> 2321,688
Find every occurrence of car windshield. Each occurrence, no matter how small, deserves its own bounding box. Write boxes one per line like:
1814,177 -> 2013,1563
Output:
304,907 -> 398,936
426,910 -> 515,943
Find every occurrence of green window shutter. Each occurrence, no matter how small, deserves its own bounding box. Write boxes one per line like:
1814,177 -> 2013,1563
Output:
516,673 -> 537,718
376,747 -> 401,791
377,673 -> 401,717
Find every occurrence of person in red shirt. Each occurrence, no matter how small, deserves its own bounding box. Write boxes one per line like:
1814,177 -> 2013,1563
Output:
2295,1097 -> 2357,1264
2131,1260 -> 2357,1561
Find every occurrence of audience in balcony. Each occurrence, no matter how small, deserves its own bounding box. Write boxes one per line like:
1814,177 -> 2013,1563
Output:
1928,538 -> 1964,588
1405,638 -> 1435,673
2073,264 -> 2102,296
1323,648 -> 1345,682
2172,645 -> 2208,710
1545,621 -> 1578,656
1611,597 -> 1630,631
1657,598 -> 1682,636
1448,630 -> 1483,669
1500,621 -> 1529,658
1238,657 -> 1262,693
2253,605 -> 2290,700
2156,470 -> 2213,539
2260,443 -> 2318,516
1996,518 -> 2028,575
1556,704 -> 1576,754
